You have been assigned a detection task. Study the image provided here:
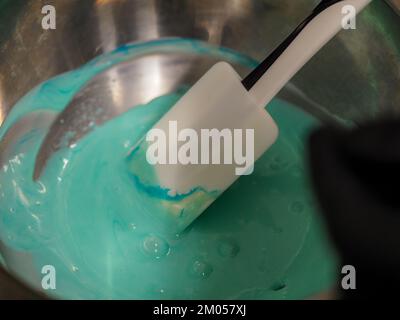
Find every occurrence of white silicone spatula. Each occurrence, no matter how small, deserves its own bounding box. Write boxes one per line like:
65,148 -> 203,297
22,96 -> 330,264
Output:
127,0 -> 371,234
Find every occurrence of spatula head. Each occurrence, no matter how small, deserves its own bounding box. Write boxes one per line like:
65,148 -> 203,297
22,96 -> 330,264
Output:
126,62 -> 278,234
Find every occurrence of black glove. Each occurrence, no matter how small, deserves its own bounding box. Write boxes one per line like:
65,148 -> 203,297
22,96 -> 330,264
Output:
309,118 -> 400,299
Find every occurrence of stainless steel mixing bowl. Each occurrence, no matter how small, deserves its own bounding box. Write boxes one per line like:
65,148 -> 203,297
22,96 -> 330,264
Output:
0,0 -> 399,299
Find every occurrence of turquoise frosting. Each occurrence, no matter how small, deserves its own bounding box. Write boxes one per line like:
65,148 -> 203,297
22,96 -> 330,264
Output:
0,39 -> 337,299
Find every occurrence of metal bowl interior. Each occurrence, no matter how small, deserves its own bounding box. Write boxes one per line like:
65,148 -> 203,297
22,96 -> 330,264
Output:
0,0 -> 400,299
0,0 -> 399,126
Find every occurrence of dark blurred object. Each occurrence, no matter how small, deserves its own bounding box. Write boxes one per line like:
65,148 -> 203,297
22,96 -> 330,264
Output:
309,117 -> 400,299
